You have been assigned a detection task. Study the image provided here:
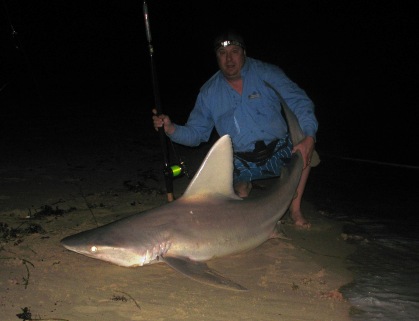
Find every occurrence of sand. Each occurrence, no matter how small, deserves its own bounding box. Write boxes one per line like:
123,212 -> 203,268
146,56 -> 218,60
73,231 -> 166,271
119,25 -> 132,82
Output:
0,117 -> 354,321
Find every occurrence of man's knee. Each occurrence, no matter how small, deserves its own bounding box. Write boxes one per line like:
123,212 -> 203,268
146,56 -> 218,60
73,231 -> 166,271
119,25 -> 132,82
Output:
234,181 -> 252,198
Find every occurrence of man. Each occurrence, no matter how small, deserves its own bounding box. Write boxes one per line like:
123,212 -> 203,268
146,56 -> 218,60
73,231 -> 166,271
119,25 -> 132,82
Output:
153,30 -> 318,228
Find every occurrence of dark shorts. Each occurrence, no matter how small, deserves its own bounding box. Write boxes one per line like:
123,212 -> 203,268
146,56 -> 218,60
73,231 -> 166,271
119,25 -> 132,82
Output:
233,136 -> 293,184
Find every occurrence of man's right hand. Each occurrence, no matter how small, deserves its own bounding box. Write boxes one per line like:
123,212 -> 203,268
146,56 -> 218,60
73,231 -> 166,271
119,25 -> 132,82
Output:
152,109 -> 176,135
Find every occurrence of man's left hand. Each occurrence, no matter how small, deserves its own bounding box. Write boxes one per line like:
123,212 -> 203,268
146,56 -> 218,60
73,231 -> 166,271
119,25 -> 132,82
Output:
292,136 -> 315,169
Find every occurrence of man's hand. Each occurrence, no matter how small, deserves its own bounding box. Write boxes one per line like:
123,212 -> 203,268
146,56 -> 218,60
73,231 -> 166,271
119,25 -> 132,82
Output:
292,136 -> 315,169
152,109 -> 176,135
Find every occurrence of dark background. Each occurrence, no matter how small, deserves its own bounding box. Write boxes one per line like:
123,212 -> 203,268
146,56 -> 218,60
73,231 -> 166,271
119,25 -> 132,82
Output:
1,0 -> 418,166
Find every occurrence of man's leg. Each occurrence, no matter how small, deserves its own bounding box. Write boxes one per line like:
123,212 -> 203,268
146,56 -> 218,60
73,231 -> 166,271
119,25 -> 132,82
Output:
289,166 -> 311,228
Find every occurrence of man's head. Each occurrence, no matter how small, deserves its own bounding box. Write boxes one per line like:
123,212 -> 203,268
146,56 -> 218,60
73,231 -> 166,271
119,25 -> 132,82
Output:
214,30 -> 246,81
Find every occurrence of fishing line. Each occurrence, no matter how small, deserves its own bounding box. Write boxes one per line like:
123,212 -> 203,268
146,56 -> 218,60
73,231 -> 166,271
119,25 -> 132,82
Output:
320,153 -> 419,170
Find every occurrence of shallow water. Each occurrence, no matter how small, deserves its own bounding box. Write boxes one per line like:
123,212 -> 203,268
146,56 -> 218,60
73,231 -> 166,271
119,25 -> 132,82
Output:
342,231 -> 419,320
306,154 -> 419,320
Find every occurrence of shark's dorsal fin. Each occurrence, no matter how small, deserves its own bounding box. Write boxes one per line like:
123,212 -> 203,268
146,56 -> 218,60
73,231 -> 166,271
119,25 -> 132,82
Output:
182,135 -> 241,200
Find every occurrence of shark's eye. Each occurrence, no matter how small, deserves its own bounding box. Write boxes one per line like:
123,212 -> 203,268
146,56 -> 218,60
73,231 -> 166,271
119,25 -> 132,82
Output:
91,246 -> 98,252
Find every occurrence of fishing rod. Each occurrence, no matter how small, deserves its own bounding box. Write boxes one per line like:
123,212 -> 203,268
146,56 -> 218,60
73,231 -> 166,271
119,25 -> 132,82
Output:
142,0 -> 189,202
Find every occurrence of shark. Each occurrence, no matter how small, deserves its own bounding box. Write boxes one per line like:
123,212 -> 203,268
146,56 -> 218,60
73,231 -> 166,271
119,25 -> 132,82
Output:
61,90 -> 317,291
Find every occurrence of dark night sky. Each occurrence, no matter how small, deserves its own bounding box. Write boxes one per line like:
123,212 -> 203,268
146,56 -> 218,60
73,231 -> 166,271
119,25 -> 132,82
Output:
1,1 -> 418,165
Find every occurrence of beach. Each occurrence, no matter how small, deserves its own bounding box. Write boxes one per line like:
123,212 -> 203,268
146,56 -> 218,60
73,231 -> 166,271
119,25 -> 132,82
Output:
0,110 -> 355,321
2,1 -> 417,318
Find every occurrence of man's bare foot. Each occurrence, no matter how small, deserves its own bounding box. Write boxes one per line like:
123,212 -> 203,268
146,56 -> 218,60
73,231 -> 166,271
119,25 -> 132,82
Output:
234,181 -> 252,198
291,209 -> 311,229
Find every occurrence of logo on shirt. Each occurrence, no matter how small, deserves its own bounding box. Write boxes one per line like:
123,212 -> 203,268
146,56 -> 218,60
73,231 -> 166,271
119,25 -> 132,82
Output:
248,91 -> 261,99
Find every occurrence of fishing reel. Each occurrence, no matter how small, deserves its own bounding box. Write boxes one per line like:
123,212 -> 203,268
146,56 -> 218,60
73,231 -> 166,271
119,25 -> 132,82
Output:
163,161 -> 190,179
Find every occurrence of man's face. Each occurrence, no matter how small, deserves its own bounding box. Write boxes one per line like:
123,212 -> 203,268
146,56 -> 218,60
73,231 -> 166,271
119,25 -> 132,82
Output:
215,45 -> 246,81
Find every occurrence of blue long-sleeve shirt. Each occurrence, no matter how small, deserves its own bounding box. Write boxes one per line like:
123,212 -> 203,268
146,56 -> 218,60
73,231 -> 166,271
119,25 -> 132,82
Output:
169,57 -> 318,152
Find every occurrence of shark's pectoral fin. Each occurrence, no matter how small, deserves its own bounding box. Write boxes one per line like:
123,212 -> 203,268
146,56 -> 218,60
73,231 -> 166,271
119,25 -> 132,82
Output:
162,256 -> 247,291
